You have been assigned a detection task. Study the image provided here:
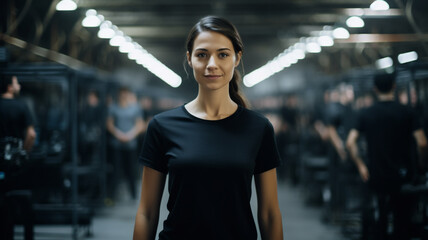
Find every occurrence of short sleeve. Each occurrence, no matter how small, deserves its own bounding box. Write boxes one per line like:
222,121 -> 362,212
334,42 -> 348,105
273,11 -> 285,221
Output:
254,121 -> 282,174
325,104 -> 341,127
133,104 -> 143,120
139,118 -> 168,174
23,102 -> 35,127
107,105 -> 115,118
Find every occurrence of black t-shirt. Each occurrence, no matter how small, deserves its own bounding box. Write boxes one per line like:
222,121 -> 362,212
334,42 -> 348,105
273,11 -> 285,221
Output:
326,102 -> 355,141
139,105 -> 281,240
354,101 -> 421,192
0,98 -> 34,140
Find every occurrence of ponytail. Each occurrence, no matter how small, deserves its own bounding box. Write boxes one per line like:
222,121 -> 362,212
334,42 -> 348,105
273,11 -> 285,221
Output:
229,69 -> 249,109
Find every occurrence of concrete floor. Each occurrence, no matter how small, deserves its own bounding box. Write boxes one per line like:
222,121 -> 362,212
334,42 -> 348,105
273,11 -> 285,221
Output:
15,181 -> 345,240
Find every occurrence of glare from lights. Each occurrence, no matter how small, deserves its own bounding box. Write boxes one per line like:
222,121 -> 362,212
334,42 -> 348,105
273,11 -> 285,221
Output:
137,56 -> 182,88
98,21 -> 115,39
267,60 -> 284,74
136,53 -> 157,67
109,31 -> 125,46
82,9 -> 103,27
370,0 -> 390,10
119,40 -> 135,53
333,27 -> 350,39
291,48 -> 305,60
244,66 -> 274,87
375,57 -> 393,69
277,54 -> 292,68
398,51 -> 418,64
346,16 -> 365,28
318,35 -> 334,47
56,0 -> 77,11
82,13 -> 182,88
86,9 -> 97,16
306,42 -> 322,53
128,49 -> 145,60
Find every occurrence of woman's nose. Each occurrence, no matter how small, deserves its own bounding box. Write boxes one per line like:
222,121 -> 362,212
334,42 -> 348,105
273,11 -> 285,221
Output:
206,56 -> 218,69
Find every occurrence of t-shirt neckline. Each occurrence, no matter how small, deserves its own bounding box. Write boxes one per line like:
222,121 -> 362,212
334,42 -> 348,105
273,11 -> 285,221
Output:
181,104 -> 242,123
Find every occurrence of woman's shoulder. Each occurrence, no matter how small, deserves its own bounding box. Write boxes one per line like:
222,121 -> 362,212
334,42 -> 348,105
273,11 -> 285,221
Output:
240,107 -> 272,125
151,105 -> 185,122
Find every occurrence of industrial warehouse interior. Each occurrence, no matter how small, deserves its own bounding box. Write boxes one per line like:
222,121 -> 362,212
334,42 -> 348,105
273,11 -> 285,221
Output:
1,0 -> 428,239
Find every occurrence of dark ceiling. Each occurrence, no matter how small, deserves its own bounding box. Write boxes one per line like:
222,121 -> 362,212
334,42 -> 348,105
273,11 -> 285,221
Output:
1,0 -> 428,97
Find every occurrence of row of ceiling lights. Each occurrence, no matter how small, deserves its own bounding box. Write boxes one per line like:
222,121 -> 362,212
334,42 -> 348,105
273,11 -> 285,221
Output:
56,0 -> 182,88
243,0 -> 418,87
56,0 -> 417,89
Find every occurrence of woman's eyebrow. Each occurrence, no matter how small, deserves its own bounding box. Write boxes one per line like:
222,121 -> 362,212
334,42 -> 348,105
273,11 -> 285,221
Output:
217,48 -> 231,51
194,48 -> 232,52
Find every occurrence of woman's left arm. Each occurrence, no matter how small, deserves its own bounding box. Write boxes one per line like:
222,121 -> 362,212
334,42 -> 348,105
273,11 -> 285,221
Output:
255,168 -> 284,240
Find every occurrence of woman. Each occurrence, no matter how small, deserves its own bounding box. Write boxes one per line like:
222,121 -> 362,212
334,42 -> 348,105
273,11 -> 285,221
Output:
133,16 -> 284,240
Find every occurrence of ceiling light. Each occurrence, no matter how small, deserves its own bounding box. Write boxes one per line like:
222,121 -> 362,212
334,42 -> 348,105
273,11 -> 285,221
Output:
333,27 -> 350,39
291,48 -> 305,60
375,57 -> 393,69
277,54 -> 292,68
82,9 -> 103,27
318,35 -> 334,47
267,60 -> 284,74
306,42 -> 322,53
370,0 -> 390,10
243,66 -> 274,87
119,42 -> 135,53
398,51 -> 418,64
98,21 -> 116,39
56,0 -> 77,11
346,16 -> 365,28
109,31 -> 126,46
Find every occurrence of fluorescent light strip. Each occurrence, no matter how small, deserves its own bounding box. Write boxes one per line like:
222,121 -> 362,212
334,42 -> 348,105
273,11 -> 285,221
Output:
370,0 -> 390,11
56,0 -> 77,11
81,10 -> 182,88
398,51 -> 418,64
375,57 -> 393,69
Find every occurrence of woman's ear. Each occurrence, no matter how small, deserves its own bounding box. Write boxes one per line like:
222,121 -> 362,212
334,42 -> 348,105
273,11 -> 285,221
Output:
235,51 -> 242,67
187,51 -> 192,67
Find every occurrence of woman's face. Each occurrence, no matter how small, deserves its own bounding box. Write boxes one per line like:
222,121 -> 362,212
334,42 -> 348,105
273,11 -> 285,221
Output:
187,31 -> 241,91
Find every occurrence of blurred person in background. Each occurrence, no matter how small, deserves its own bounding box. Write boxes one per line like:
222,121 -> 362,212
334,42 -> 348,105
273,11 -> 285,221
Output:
79,90 -> 103,165
347,72 -> 427,240
0,74 -> 36,240
107,87 -> 144,202
324,83 -> 355,223
133,16 -> 283,240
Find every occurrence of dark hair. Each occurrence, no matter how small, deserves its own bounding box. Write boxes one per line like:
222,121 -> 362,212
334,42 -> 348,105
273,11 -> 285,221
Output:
374,72 -> 396,93
0,74 -> 14,94
185,16 -> 248,108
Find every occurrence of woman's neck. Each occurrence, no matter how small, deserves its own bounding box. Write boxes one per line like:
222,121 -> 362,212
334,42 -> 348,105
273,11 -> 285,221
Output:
186,87 -> 237,120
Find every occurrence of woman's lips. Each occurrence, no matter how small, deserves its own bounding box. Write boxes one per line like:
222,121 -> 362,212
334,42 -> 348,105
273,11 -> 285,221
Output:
205,75 -> 222,80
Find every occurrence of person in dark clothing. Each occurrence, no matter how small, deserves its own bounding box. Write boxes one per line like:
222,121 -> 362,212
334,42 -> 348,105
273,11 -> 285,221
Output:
0,75 -> 36,153
0,74 -> 36,240
80,90 -> 104,164
325,84 -> 355,222
346,72 -> 427,240
133,16 -> 283,240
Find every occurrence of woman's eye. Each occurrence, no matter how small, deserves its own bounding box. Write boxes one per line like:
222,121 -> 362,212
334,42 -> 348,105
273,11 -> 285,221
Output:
196,53 -> 207,58
219,53 -> 229,58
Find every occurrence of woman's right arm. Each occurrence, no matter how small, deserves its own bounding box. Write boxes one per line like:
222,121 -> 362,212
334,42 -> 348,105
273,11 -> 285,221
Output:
133,166 -> 166,240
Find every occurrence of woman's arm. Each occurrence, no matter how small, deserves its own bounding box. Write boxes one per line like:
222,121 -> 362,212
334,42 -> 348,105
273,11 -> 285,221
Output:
133,167 -> 166,240
255,168 -> 283,240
